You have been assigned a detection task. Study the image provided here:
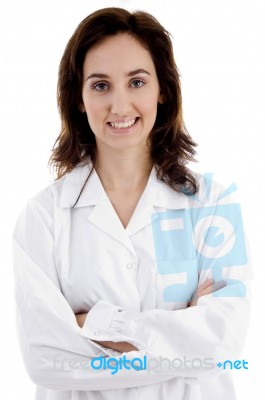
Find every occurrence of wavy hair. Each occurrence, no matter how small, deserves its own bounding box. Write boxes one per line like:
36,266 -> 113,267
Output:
49,7 -> 198,196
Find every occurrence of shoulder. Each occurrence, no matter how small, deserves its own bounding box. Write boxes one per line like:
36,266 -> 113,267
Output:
26,176 -> 65,216
188,171 -> 238,207
24,162 -> 91,214
12,177 -> 65,240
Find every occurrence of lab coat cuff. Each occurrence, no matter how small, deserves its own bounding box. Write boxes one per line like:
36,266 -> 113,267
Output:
110,309 -> 148,351
80,300 -> 125,341
80,300 -> 147,351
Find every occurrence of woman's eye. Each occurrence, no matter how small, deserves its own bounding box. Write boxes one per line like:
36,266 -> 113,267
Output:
130,79 -> 146,88
93,82 -> 109,91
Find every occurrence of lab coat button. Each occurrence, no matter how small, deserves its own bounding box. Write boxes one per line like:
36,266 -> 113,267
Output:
127,263 -> 137,270
94,330 -> 101,336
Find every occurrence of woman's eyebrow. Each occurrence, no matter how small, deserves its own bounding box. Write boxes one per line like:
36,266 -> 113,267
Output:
127,69 -> 151,77
86,69 -> 151,81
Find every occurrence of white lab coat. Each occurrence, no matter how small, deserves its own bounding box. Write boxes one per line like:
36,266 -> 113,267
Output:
12,162 -> 251,400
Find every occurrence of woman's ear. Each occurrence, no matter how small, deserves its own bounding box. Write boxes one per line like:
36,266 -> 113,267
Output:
79,103 -> 86,113
158,91 -> 165,104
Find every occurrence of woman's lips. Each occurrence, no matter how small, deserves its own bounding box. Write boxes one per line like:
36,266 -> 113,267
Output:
108,118 -> 137,129
107,117 -> 139,135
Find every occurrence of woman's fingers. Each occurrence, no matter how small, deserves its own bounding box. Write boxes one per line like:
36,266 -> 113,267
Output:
199,278 -> 215,290
189,279 -> 227,307
212,280 -> 227,291
197,280 -> 226,296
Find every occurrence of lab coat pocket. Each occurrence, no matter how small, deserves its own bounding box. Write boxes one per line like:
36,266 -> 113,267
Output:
155,257 -> 199,309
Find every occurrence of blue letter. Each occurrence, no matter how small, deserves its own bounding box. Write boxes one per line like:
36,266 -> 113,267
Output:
91,356 -> 103,370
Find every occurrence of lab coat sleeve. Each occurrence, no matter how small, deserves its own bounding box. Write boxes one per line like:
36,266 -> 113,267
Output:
81,186 -> 252,382
12,190 -> 182,390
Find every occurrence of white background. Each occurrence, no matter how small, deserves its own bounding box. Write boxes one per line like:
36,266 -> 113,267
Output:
0,0 -> 264,398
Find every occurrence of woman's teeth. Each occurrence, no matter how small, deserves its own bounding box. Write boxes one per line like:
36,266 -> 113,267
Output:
109,118 -> 136,129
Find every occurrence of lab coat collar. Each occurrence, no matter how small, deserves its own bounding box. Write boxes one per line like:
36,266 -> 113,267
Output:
60,162 -> 189,210
60,162 -> 108,208
145,167 -> 189,210
124,167 -> 189,238
59,162 -> 189,254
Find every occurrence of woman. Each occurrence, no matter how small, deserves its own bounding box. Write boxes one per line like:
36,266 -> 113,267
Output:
13,7 -> 251,400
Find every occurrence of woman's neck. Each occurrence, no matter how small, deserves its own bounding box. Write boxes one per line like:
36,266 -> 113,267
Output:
94,151 -> 153,193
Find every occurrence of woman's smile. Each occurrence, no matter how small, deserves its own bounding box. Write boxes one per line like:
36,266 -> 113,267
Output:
107,117 -> 140,135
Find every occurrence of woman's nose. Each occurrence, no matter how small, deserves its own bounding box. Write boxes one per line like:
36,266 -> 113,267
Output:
110,87 -> 132,116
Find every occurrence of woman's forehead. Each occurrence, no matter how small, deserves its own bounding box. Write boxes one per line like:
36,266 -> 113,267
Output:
82,34 -> 155,75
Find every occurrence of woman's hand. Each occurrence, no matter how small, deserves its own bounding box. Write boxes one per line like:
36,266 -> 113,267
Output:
75,312 -> 88,328
75,311 -> 138,352
189,279 -> 226,307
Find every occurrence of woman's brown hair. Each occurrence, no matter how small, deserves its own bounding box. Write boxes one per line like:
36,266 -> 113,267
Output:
49,7 -> 198,200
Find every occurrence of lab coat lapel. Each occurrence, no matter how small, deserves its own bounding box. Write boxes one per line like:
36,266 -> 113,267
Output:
125,197 -> 156,237
60,163 -> 137,256
87,198 -> 137,256
126,168 -> 189,237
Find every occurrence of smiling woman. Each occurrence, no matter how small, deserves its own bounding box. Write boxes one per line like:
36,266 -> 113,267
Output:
12,7 -> 251,400
50,7 -> 198,197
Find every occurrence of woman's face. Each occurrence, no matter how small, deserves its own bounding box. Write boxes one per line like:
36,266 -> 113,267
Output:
81,33 -> 163,155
